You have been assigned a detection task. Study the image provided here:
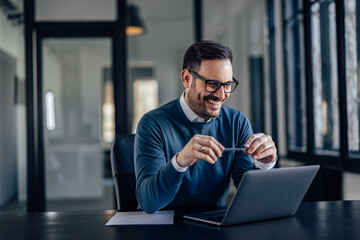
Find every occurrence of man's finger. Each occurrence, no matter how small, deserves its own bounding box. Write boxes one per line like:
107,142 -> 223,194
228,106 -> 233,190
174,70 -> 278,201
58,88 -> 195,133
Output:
197,145 -> 218,161
195,151 -> 217,164
253,147 -> 276,160
250,139 -> 274,156
246,135 -> 270,154
244,133 -> 265,148
197,137 -> 224,157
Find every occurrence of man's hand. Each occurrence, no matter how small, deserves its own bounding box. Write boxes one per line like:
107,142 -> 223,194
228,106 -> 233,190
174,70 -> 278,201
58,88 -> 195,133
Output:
244,133 -> 277,164
176,134 -> 225,167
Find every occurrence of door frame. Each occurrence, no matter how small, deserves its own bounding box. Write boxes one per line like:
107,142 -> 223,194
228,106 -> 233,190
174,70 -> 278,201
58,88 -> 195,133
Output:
24,0 -> 129,212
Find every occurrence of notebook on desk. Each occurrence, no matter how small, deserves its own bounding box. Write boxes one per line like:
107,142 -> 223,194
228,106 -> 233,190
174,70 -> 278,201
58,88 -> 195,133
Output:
183,165 -> 320,226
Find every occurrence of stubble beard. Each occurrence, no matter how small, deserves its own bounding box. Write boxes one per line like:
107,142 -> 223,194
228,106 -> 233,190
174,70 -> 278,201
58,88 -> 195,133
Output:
187,91 -> 221,120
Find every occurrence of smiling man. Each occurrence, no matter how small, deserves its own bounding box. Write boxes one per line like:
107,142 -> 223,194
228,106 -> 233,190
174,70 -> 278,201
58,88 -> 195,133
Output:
135,40 -> 277,214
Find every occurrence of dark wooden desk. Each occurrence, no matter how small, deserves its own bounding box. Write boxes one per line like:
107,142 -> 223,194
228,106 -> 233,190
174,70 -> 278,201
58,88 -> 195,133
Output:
1,200 -> 360,240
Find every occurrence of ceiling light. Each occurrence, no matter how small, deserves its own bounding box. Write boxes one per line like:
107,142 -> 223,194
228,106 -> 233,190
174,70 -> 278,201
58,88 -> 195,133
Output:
126,5 -> 145,36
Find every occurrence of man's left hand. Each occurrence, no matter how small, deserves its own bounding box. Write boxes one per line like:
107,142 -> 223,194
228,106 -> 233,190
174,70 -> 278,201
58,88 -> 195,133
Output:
244,133 -> 277,164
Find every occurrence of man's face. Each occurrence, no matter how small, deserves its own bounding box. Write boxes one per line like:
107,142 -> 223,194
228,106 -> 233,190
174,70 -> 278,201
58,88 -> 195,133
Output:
183,59 -> 233,121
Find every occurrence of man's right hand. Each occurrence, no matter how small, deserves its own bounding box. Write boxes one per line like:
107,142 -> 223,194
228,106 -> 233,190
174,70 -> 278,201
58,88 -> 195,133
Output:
176,134 -> 225,167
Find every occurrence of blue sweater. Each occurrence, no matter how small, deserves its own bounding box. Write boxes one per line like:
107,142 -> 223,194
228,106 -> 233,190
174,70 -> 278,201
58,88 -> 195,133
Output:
135,99 -> 255,213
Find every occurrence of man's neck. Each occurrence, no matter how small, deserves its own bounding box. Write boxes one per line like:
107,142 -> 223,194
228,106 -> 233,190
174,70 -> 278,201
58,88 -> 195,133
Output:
180,92 -> 212,123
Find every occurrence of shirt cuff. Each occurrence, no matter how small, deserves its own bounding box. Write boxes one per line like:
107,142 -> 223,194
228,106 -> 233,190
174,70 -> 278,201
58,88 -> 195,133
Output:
171,153 -> 188,172
254,155 -> 278,170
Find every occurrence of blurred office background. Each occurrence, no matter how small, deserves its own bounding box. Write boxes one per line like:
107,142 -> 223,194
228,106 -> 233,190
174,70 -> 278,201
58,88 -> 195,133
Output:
0,0 -> 360,212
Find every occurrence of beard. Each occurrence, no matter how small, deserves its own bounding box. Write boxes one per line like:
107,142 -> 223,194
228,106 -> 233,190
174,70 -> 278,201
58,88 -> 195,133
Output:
186,91 -> 222,120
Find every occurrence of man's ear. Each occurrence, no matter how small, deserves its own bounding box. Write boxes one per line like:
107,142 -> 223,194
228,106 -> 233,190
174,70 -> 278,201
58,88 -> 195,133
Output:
181,69 -> 192,89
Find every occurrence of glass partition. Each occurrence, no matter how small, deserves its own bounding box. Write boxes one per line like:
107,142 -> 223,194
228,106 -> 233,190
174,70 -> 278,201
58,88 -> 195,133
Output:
42,38 -> 114,210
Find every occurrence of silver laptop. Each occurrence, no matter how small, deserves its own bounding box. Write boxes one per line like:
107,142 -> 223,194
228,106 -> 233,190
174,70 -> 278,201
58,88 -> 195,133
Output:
183,165 -> 320,226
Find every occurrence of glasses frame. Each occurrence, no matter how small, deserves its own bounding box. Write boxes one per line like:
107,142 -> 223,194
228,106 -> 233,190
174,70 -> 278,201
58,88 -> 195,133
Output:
189,70 -> 239,93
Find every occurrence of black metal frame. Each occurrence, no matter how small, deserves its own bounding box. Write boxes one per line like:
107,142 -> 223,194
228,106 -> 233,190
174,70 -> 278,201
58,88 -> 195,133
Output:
25,0 -> 45,213
267,0 -> 279,150
189,70 -> 239,93
283,0 -> 360,173
194,0 -> 202,41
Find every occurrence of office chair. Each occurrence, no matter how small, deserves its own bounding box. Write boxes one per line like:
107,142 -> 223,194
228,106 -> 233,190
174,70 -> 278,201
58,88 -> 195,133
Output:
111,134 -> 138,211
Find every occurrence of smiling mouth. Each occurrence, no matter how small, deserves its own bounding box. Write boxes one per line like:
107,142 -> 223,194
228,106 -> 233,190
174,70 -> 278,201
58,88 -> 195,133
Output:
207,99 -> 221,107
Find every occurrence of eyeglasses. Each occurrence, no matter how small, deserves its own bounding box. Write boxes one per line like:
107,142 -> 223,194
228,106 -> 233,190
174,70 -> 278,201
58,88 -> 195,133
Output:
190,70 -> 239,93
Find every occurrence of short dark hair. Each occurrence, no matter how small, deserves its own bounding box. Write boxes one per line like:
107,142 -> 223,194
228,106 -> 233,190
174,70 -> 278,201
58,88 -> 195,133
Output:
182,40 -> 233,71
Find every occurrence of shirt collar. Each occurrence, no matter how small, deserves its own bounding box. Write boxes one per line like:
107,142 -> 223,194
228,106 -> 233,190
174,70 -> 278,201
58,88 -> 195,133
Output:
180,92 -> 213,123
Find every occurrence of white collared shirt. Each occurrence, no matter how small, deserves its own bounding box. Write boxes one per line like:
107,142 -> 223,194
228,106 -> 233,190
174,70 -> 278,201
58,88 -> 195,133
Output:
179,91 -> 212,123
171,92 -> 276,172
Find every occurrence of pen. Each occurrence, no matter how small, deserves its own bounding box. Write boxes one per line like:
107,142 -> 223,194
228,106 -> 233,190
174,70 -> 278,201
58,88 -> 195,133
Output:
223,147 -> 247,152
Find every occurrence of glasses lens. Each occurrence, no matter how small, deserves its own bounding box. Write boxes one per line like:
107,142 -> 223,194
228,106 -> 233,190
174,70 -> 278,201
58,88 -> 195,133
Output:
205,81 -> 219,92
224,82 -> 237,93
204,79 -> 238,93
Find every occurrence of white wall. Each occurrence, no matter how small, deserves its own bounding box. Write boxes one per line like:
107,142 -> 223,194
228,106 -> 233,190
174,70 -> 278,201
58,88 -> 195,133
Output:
0,50 -> 17,208
203,0 -> 252,118
202,0 -> 270,130
343,172 -> 360,200
0,6 -> 26,204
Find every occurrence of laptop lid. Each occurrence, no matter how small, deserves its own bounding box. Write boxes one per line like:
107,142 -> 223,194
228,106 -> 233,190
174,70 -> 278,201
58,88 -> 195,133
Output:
183,165 -> 320,226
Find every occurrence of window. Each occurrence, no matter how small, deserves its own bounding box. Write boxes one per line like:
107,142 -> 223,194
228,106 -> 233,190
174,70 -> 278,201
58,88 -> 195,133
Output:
283,0 -> 360,170
102,68 -> 115,144
311,1 -> 339,153
133,79 -> 159,133
345,0 -> 360,155
284,7 -> 307,152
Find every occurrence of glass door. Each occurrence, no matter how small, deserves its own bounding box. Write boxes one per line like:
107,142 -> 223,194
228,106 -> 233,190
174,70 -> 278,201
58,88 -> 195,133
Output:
42,38 -> 114,210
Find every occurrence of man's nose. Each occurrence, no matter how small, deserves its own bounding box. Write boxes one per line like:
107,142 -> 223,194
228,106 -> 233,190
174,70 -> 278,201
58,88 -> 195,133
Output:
213,85 -> 227,99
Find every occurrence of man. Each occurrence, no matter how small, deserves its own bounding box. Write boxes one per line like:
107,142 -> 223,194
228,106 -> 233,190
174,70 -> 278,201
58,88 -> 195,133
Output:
135,40 -> 277,214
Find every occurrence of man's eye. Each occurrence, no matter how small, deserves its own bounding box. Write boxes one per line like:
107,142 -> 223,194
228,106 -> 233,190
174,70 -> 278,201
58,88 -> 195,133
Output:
207,82 -> 218,88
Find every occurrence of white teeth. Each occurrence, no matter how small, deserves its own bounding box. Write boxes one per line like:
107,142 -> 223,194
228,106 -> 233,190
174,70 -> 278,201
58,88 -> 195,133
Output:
208,99 -> 220,105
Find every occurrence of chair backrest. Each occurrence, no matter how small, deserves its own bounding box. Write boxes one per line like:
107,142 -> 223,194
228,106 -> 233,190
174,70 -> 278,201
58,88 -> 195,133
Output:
111,134 -> 138,211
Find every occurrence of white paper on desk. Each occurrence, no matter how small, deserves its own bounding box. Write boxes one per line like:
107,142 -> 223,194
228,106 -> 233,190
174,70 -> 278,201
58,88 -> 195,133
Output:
105,211 -> 174,226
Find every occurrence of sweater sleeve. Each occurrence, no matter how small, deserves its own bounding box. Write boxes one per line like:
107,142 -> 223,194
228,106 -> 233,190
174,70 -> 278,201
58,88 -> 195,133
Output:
135,114 -> 185,213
